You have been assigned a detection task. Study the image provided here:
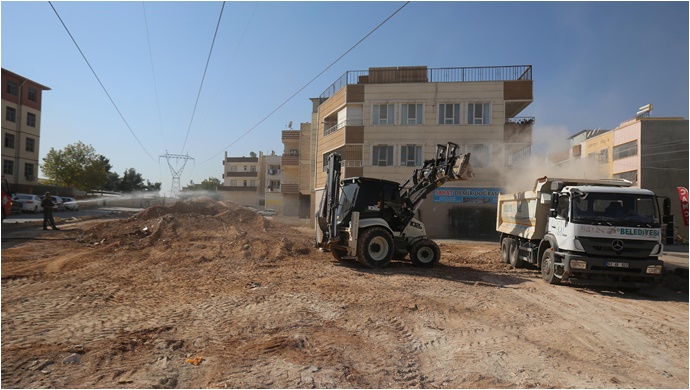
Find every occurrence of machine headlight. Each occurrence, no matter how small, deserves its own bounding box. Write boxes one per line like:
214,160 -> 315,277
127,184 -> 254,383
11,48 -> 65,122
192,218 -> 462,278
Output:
646,265 -> 663,275
570,260 -> 587,269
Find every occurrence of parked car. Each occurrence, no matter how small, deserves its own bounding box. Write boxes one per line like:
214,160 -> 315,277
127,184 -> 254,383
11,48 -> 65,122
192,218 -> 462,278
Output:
40,195 -> 66,211
14,193 -> 44,213
10,195 -> 23,214
258,209 -> 277,217
61,196 -> 79,211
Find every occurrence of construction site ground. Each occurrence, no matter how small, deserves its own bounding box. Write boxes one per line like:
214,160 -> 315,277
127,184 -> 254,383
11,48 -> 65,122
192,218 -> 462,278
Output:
1,198 -> 688,389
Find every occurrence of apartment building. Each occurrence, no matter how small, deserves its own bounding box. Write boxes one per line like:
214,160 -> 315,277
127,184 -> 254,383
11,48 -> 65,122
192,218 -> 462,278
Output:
218,151 -> 262,208
311,65 -> 534,239
2,68 -> 51,190
559,114 -> 689,240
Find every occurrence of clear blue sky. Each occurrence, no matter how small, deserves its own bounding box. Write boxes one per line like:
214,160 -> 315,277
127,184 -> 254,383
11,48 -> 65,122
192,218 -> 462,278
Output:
2,1 -> 688,194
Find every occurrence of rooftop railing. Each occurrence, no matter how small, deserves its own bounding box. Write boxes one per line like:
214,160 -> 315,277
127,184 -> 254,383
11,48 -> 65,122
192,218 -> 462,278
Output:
319,65 -> 532,101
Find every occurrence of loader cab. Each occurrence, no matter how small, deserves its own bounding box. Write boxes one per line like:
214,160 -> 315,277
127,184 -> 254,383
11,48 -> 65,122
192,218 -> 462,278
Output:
336,177 -> 403,230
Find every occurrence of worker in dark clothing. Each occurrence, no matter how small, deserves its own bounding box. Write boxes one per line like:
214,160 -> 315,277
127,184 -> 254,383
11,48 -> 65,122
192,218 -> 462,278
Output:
41,192 -> 59,230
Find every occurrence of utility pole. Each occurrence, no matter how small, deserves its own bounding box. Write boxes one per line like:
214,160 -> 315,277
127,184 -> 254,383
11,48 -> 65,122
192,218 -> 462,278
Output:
160,152 -> 194,195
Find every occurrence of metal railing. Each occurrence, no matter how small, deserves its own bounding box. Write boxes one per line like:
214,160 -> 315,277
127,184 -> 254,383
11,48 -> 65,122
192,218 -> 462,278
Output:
319,65 -> 532,101
323,119 -> 364,137
507,117 -> 535,125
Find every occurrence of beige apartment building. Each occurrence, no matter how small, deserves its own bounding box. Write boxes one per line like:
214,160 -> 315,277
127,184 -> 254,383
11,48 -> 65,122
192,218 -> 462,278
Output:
311,65 -> 534,239
2,68 -> 51,191
556,114 -> 689,241
218,151 -> 262,208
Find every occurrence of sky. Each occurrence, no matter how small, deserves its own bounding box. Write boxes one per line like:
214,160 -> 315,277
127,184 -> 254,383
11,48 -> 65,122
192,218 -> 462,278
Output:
2,1 -> 688,194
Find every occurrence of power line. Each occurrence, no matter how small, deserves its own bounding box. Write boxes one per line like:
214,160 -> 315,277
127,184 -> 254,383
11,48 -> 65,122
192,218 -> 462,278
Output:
181,1 -> 226,155
142,1 -> 167,152
48,1 -> 156,162
200,1 -> 411,165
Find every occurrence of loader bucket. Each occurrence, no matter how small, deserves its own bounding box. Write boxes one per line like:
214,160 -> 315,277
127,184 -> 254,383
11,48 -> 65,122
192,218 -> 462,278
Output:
449,153 -> 474,181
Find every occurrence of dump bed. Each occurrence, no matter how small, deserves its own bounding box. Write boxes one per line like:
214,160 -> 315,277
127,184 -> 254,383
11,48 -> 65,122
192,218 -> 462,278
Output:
496,190 -> 552,240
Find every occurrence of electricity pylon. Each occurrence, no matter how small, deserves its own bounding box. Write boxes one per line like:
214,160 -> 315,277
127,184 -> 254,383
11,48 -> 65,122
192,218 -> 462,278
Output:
160,152 -> 194,195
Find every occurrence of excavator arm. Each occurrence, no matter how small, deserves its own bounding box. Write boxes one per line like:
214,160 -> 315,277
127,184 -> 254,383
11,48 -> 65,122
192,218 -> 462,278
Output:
315,152 -> 342,249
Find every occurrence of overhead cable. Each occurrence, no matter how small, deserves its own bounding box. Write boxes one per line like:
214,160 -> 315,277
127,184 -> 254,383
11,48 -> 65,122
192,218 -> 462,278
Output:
48,1 -> 156,162
181,1 -> 226,155
200,1 -> 411,164
142,1 -> 167,152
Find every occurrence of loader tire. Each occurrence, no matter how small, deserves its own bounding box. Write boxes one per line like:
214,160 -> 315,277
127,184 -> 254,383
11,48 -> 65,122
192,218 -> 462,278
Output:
501,238 -> 512,264
541,248 -> 561,285
410,239 -> 440,267
509,239 -> 524,269
357,227 -> 393,268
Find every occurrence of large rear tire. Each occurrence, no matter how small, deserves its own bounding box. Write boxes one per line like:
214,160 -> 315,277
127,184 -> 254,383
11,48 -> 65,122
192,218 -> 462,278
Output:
410,239 -> 441,267
357,227 -> 394,268
500,238 -> 512,264
541,248 -> 560,285
509,239 -> 524,268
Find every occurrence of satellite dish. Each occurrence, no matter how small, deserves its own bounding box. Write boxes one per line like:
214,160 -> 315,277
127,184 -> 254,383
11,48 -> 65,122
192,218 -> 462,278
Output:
287,121 -> 293,129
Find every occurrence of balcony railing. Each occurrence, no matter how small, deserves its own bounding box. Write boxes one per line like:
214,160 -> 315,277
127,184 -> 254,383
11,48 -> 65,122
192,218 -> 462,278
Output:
281,182 -> 299,194
507,117 -> 535,125
324,119 -> 364,137
319,65 -> 533,101
282,155 -> 299,166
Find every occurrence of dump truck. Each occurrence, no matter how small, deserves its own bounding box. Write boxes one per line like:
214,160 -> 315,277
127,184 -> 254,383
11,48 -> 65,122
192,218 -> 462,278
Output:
316,142 -> 474,268
496,177 -> 670,288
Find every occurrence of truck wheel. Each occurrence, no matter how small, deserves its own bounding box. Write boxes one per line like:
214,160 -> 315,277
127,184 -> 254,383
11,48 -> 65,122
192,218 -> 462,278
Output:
541,248 -> 561,285
410,239 -> 440,267
509,240 -> 524,268
357,227 -> 394,268
501,238 -> 512,264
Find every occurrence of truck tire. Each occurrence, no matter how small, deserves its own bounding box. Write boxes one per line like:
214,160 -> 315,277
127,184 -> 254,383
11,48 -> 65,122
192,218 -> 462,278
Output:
509,240 -> 524,268
410,239 -> 440,267
501,238 -> 512,264
541,248 -> 560,285
357,227 -> 394,268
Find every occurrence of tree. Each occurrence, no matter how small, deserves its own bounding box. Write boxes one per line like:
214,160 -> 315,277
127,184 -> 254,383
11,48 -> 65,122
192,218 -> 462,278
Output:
41,142 -> 108,191
185,177 -> 220,191
118,168 -> 145,192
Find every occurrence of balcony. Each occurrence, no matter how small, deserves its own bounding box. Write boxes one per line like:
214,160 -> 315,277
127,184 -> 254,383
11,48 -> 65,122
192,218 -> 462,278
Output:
225,171 -> 258,178
504,117 -> 534,145
282,155 -> 299,166
281,182 -> 299,194
282,130 -> 300,142
324,119 -> 364,137
218,185 -> 258,192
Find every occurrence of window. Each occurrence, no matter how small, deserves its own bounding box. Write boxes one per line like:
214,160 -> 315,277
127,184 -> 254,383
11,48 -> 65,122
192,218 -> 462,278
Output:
25,137 -> 35,153
249,180 -> 256,187
26,112 -> 36,127
613,170 -> 638,184
28,88 -> 37,102
372,145 -> 394,166
401,104 -> 423,125
4,133 -> 15,149
464,144 -> 491,168
6,81 -> 17,96
230,166 -> 237,172
613,141 -> 638,160
5,107 -> 16,122
468,103 -> 491,124
3,160 -> 13,175
400,145 -> 422,166
250,165 -> 256,172
243,166 -> 247,171
373,104 -> 394,125
24,163 -> 34,179
438,104 -> 460,124
229,180 -> 237,186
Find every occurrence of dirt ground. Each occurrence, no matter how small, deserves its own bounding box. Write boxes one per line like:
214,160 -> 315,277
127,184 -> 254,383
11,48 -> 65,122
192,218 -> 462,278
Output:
1,198 -> 688,389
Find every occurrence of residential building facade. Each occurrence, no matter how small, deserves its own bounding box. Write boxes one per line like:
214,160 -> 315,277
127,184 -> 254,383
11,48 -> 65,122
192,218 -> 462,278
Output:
218,152 -> 261,207
2,68 -> 51,191
311,65 -> 534,239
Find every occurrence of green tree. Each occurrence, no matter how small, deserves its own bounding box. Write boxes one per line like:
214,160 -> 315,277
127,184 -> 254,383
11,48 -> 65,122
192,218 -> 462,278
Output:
118,168 -> 145,192
185,177 -> 220,191
41,142 -> 108,191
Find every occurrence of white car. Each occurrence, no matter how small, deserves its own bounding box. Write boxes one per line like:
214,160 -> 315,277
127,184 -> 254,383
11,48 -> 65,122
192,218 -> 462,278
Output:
61,197 -> 79,211
14,193 -> 44,213
258,209 -> 277,216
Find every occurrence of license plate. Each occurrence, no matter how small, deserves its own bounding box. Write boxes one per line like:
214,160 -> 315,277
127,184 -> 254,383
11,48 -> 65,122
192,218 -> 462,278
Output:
606,262 -> 629,268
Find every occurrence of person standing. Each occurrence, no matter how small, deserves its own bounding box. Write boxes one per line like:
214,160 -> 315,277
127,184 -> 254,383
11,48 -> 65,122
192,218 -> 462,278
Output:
41,192 -> 59,230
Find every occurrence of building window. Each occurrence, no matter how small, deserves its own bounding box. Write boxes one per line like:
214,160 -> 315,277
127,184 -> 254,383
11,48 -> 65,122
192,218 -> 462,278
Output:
437,104 -> 460,125
26,112 -> 36,127
243,166 -> 247,171
250,165 -> 256,172
468,102 -> 491,124
24,163 -> 34,180
373,104 -> 394,125
4,133 -> 15,149
25,137 -> 35,153
614,170 -> 638,184
464,144 -> 491,168
229,180 -> 237,186
230,166 -> 237,172
401,104 -> 423,125
3,160 -> 13,175
613,141 -> 638,160
28,88 -> 37,102
5,107 -> 16,122
6,81 -> 17,96
400,145 -> 422,166
372,145 -> 394,166
249,180 -> 256,187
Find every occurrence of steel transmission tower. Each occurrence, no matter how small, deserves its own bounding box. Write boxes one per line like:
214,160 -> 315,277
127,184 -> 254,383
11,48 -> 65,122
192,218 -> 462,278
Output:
160,152 -> 194,195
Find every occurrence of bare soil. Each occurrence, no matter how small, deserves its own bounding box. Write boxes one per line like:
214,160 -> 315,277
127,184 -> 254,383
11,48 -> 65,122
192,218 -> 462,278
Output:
1,198 -> 688,388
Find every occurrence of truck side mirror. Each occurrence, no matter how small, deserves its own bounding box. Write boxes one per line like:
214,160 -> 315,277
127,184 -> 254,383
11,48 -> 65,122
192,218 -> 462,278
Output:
663,198 -> 671,216
550,192 -> 559,210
